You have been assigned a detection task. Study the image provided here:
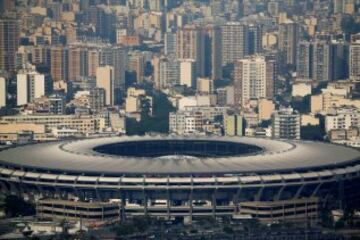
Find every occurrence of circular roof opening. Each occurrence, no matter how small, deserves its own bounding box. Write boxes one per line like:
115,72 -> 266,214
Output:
92,140 -> 263,158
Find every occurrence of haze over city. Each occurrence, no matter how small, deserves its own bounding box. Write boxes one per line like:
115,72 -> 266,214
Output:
1,0 -> 360,239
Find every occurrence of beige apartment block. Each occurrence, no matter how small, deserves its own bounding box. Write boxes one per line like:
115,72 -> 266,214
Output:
311,93 -> 360,115
292,83 -> 312,97
0,123 -> 54,142
197,78 -> 214,94
301,114 -> 320,126
125,96 -> 140,113
127,87 -> 146,97
258,99 -> 275,121
0,115 -> 106,135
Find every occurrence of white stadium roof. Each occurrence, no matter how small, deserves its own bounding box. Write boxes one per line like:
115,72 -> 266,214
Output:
0,136 -> 359,175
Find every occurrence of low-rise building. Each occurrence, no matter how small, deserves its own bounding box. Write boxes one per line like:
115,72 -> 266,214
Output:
238,198 -> 319,223
51,128 -> 81,139
36,199 -> 121,224
258,99 -> 275,121
243,111 -> 259,128
224,114 -> 243,136
169,111 -> 203,135
311,92 -> 360,115
125,88 -> 153,116
301,114 -> 320,126
0,123 -> 55,143
22,94 -> 66,115
217,86 -> 234,106
292,83 -> 312,97
109,112 -> 126,133
325,106 -> 360,132
197,78 -> 214,94
0,115 -> 106,135
89,88 -> 106,113
272,107 -> 301,140
0,77 -> 6,108
183,106 -> 229,121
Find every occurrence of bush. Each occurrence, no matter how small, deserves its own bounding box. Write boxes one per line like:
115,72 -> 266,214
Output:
114,224 -> 137,236
223,226 -> 233,234
133,216 -> 151,232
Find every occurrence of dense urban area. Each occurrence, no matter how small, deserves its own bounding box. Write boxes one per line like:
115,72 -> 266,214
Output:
1,0 -> 360,239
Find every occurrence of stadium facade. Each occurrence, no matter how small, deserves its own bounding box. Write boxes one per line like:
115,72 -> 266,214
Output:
0,136 -> 359,223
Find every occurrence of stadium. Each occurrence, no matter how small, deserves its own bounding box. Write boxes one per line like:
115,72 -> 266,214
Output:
0,136 -> 359,222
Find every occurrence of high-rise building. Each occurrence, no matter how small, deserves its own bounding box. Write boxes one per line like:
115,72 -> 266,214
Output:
68,44 -> 99,89
0,77 -> 6,108
233,56 -> 275,107
297,41 -> 313,79
333,0 -> 345,14
164,32 -> 177,55
221,22 -> 248,67
50,46 -> 69,82
298,40 -> 348,81
17,71 -> 52,106
84,6 -> 116,42
332,41 -> 349,80
15,46 -> 32,71
88,48 -> 101,77
165,12 -> 188,32
100,46 -> 126,103
224,114 -> 243,136
312,41 -> 333,82
68,45 -> 101,82
267,1 -> 279,16
211,0 -> 225,16
248,24 -> 262,55
0,18 -> 20,74
151,56 -> 161,89
279,22 -> 299,66
349,43 -> 360,80
0,0 -> 15,13
49,2 -> 62,20
271,107 -> 301,140
31,45 -> 51,67
89,88 -> 106,113
69,47 -> 87,82
128,51 -> 145,84
148,0 -> 164,11
65,24 -> 77,44
238,0 -> 244,18
160,57 -> 180,89
176,25 -> 205,77
96,66 -> 115,106
180,59 -> 196,88
203,25 -> 222,80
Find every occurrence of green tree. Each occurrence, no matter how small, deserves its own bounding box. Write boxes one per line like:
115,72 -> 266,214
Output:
126,91 -> 176,135
301,125 -> 325,141
291,95 -> 310,114
4,195 -> 35,218
341,15 -> 360,34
